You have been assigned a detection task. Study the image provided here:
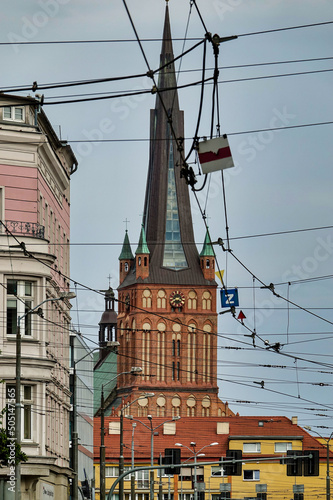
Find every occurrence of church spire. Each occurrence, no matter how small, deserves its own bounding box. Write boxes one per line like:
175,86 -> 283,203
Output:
139,3 -> 212,286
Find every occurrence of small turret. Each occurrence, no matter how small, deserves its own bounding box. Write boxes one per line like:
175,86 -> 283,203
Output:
199,229 -> 215,281
119,230 -> 134,285
135,224 -> 150,280
98,287 -> 118,362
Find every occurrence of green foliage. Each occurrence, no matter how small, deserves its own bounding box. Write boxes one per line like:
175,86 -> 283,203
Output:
0,402 -> 28,466
0,427 -> 28,466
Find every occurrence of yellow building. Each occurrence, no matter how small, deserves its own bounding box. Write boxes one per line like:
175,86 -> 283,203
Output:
94,415 -> 332,500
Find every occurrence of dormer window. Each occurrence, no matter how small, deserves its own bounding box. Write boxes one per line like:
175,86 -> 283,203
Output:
3,106 -> 25,122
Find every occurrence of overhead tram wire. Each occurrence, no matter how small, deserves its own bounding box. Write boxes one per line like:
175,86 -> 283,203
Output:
0,19 -> 332,48
2,55 -> 333,95
7,214 -> 333,371
0,219 -> 256,352
1,36 -> 206,98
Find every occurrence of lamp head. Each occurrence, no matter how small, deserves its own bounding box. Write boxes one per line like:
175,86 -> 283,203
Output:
125,415 -> 133,420
190,442 -> 196,447
210,442 -> 219,446
175,443 -> 183,447
172,416 -> 181,421
147,414 -> 153,420
130,367 -> 143,374
59,291 -> 76,299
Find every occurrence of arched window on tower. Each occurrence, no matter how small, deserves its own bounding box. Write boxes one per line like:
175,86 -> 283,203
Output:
142,322 -> 151,381
157,322 -> 166,381
202,291 -> 212,310
202,395 -> 211,417
157,289 -> 167,309
187,290 -> 197,310
187,395 -> 196,417
124,262 -> 129,272
142,289 -> 152,308
187,323 -> 197,382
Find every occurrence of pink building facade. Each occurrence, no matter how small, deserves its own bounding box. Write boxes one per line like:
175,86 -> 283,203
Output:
0,94 -> 77,499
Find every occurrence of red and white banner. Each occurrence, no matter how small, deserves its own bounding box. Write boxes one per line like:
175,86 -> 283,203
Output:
198,135 -> 234,174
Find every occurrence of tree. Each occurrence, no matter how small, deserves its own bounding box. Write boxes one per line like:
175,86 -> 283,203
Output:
0,396 -> 28,466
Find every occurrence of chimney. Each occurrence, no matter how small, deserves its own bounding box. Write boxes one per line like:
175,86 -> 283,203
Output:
291,416 -> 298,425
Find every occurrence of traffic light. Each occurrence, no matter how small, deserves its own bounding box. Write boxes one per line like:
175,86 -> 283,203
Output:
286,450 -> 303,476
81,479 -> 91,499
303,450 -> 319,476
163,448 -> 181,475
224,450 -> 242,476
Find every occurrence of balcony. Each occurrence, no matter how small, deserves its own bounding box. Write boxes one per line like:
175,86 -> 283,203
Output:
3,221 -> 45,239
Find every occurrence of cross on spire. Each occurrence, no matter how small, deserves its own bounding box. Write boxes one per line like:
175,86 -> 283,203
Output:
123,218 -> 130,231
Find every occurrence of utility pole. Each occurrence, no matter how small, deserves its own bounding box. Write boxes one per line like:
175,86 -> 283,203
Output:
119,410 -> 124,500
131,423 -> 136,500
15,321 -> 22,500
100,387 -> 106,500
72,364 -> 79,500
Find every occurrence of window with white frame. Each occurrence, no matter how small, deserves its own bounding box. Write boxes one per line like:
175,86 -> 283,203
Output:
105,466 -> 119,477
179,495 -> 192,500
123,466 -> 132,481
243,469 -> 260,481
5,384 -> 16,433
3,106 -> 25,122
275,442 -> 292,453
136,469 -> 149,489
243,442 -> 261,453
7,279 -> 34,336
7,383 -> 34,441
211,465 -> 225,476
22,385 -> 33,440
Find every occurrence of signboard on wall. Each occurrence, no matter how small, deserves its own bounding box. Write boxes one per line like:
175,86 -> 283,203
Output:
41,483 -> 55,499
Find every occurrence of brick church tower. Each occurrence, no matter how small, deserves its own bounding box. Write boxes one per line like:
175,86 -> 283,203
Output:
116,4 -> 233,419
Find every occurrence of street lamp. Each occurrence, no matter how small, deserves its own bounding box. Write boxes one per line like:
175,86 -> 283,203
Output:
131,422 -> 137,500
304,426 -> 333,500
15,290 -> 76,500
175,442 -> 219,500
99,368 -> 145,500
126,415 -> 181,500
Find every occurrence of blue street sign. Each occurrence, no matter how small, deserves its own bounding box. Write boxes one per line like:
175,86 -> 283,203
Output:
221,288 -> 239,308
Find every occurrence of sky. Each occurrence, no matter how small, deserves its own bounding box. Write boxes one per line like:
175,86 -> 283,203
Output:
2,0 -> 333,433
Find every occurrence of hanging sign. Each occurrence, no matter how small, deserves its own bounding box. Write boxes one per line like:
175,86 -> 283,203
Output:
198,135 -> 234,174
221,288 -> 239,308
215,269 -> 225,282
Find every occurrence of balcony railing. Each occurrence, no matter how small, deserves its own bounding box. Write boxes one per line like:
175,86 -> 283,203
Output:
3,220 -> 45,239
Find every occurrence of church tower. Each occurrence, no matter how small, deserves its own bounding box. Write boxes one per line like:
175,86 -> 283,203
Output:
116,4 -> 233,418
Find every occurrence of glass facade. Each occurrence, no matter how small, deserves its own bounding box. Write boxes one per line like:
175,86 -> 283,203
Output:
162,140 -> 187,270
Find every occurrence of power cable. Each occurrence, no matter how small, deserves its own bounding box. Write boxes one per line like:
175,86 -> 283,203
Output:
0,20 -> 332,48
2,55 -> 333,96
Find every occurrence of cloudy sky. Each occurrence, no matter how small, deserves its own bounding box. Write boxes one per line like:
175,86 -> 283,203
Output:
3,0 -> 333,431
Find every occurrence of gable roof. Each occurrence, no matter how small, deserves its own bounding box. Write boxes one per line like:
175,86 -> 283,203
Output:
93,415 -> 331,462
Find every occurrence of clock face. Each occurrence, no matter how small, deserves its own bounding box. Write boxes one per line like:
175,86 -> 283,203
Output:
170,290 -> 185,307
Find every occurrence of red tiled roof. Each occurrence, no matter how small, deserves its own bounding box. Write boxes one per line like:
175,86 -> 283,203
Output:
93,415 -> 331,463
